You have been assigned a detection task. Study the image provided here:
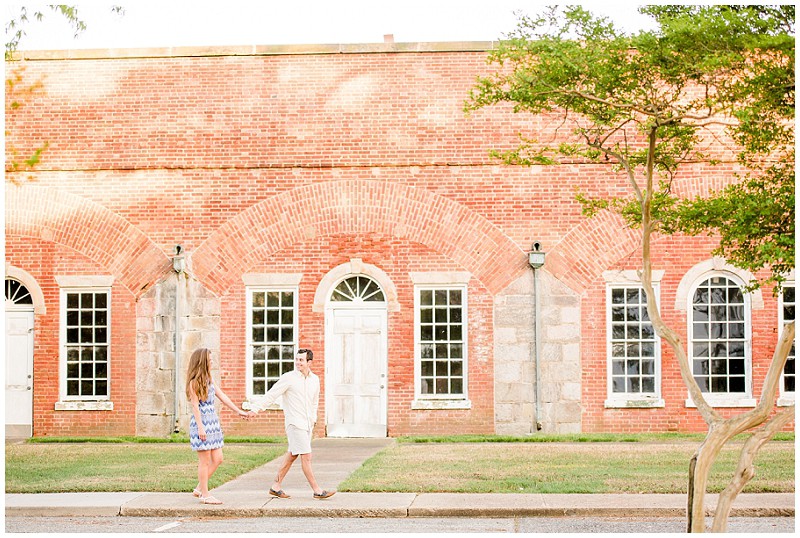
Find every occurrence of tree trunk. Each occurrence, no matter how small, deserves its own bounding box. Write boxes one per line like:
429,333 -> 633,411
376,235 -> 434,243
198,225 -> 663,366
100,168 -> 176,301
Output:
711,405 -> 795,532
635,127 -> 794,533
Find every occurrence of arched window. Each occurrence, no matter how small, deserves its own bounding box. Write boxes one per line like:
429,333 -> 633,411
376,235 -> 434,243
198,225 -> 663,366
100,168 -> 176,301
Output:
690,275 -> 748,395
330,276 -> 385,303
5,278 -> 33,306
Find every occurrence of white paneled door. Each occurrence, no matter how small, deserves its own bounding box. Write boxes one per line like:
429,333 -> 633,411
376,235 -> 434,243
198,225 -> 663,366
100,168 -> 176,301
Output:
326,308 -> 387,437
6,310 -> 34,437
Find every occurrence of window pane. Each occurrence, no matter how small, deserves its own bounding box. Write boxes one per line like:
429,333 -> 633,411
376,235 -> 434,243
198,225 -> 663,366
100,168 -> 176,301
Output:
607,286 -> 658,395
642,377 -> 655,393
692,278 -> 749,394
612,377 -> 625,393
417,287 -> 466,399
249,289 -> 296,395
782,286 -> 795,394
612,289 -> 624,304
63,290 -> 110,399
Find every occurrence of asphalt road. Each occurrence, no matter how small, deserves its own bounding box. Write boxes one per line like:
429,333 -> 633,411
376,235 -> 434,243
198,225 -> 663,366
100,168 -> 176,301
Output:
4,516 -> 795,533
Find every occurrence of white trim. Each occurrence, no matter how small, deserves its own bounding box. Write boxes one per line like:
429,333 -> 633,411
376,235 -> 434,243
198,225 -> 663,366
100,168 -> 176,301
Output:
58,284 -> 112,404
604,398 -> 665,409
413,283 -> 469,402
777,281 -> 795,404
323,271 -> 389,437
5,265 -> 47,314
54,401 -> 114,411
314,259 -> 399,312
675,258 -> 762,311
685,270 -> 753,405
411,399 -> 472,410
604,281 -> 663,406
244,285 -> 299,401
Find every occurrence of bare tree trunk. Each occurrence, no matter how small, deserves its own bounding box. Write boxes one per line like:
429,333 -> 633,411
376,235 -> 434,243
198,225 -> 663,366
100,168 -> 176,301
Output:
635,127 -> 794,533
711,405 -> 795,532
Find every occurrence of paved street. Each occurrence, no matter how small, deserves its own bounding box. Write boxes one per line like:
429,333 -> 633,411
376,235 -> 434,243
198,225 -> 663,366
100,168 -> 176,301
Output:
5,515 -> 795,533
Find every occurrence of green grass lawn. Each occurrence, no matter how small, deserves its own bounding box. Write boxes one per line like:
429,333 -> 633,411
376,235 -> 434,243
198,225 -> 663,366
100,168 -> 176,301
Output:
338,439 -> 795,494
6,434 -> 794,495
5,442 -> 285,494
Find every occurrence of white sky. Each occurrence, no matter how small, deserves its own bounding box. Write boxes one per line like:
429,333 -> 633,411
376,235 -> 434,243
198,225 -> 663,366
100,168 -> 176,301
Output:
6,1 -> 658,51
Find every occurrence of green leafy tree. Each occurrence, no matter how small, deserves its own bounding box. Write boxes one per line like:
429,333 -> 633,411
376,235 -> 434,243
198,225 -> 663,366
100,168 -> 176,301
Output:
466,5 -> 794,532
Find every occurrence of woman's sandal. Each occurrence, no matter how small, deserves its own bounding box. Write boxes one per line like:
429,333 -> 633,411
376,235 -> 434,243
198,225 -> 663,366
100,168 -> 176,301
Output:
199,495 -> 223,505
192,488 -> 201,497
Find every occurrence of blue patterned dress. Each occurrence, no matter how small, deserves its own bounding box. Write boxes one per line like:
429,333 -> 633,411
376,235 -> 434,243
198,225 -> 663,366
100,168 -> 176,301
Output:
189,383 -> 224,451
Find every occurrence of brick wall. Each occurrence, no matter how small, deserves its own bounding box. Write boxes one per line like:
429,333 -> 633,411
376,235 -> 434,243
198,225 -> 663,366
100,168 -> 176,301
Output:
5,44 -> 791,437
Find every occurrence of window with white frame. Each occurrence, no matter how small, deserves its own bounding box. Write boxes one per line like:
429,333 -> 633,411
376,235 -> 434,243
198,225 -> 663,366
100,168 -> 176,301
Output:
779,284 -> 795,398
416,286 -> 467,399
60,288 -> 110,400
607,286 -> 660,402
690,275 -> 749,396
247,288 -> 297,396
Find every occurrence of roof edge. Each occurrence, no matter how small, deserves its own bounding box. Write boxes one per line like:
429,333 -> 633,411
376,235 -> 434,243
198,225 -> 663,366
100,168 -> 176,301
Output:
10,41 -> 498,60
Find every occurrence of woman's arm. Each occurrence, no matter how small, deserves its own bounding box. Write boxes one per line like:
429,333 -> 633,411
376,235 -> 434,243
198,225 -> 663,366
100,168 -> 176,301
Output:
189,388 -> 206,440
215,386 -> 249,417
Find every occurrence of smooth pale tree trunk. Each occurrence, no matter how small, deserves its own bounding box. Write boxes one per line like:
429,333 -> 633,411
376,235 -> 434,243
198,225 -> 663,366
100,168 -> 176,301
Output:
633,126 -> 795,533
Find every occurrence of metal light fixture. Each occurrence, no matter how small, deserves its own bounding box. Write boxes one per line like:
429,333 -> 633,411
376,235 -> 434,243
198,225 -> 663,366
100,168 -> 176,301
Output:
528,241 -> 545,269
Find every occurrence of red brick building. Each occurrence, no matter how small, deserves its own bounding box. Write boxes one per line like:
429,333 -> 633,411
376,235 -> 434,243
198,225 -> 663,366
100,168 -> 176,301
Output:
5,42 -> 794,439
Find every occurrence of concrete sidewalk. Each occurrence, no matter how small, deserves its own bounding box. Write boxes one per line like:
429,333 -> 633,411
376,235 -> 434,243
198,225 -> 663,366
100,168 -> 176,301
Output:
5,438 -> 795,519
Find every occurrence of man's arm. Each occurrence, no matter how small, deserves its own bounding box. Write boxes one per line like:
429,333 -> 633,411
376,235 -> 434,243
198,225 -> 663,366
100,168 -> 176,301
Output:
246,374 -> 290,413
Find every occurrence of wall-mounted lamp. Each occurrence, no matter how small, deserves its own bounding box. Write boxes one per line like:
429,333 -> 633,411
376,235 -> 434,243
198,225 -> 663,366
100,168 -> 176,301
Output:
528,241 -> 545,269
172,245 -> 186,274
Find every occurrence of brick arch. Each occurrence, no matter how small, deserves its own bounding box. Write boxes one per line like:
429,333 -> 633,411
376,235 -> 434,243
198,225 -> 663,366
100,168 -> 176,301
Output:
192,180 -> 528,296
5,184 -> 170,296
545,211 -> 641,294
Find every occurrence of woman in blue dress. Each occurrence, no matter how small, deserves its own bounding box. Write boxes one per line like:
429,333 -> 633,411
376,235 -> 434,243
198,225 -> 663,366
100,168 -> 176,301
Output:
186,347 -> 250,504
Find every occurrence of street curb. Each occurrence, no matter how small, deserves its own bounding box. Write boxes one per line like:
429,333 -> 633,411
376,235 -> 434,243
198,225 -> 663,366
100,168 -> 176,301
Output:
6,492 -> 795,519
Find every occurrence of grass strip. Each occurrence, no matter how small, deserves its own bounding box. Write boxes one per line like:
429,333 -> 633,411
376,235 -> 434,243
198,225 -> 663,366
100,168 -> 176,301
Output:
397,433 -> 795,443
339,441 -> 794,494
5,443 -> 285,493
26,435 -> 286,444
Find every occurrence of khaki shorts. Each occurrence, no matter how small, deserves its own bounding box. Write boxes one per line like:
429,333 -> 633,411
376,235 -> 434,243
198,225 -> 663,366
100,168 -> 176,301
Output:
286,424 -> 312,455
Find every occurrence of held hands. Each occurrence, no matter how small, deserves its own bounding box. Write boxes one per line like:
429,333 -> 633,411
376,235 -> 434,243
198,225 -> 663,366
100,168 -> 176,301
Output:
240,400 -> 258,419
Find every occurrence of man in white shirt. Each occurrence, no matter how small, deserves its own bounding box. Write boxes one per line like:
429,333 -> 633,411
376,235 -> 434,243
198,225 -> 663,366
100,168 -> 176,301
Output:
246,348 -> 335,499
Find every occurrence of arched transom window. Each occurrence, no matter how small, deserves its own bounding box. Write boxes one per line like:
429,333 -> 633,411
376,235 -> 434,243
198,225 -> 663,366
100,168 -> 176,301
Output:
330,276 -> 385,303
6,278 -> 33,307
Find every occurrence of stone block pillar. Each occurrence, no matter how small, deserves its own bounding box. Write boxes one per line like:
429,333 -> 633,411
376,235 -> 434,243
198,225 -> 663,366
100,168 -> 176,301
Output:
135,271 -> 220,437
493,270 -> 582,434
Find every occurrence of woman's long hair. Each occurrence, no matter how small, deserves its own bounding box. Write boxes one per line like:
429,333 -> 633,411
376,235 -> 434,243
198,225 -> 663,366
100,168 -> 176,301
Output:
185,348 -> 211,401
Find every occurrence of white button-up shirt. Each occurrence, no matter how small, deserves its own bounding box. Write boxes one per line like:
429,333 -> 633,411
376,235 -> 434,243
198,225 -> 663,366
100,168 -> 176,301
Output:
249,369 -> 320,432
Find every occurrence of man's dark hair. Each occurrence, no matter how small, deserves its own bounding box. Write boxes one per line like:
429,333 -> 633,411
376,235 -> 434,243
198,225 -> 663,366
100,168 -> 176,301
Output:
297,348 -> 313,361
